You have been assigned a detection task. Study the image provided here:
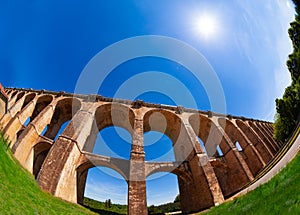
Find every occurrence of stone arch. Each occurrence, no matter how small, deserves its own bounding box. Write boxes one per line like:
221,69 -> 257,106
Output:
11,94 -> 54,152
10,90 -> 18,98
143,109 -> 191,162
5,89 -> 12,96
248,121 -> 276,155
1,91 -> 20,126
189,114 -> 250,197
5,89 -> 11,94
145,163 -> 192,182
16,93 -> 37,133
218,118 -> 263,176
83,103 -> 135,153
6,90 -> 21,110
264,123 -> 279,145
12,97 -> 81,173
254,121 -> 279,150
189,114 -> 219,157
261,122 -> 273,136
2,92 -> 38,145
33,141 -> 52,178
76,155 -> 128,204
21,93 -> 36,110
43,97 -> 81,140
7,91 -> 25,113
143,109 -> 181,142
143,110 -> 220,212
16,128 -> 25,140
10,91 -> 25,108
96,103 -> 135,133
236,120 -> 272,163
266,123 -> 274,133
15,91 -> 25,102
30,95 -> 53,122
77,156 -> 128,185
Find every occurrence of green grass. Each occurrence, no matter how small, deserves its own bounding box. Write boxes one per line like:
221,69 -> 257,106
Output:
0,133 -> 96,215
202,151 -> 300,215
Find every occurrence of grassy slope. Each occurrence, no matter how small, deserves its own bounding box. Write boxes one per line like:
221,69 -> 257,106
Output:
202,152 -> 300,215
0,134 -> 96,215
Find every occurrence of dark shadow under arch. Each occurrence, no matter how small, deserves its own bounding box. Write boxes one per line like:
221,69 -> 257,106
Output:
30,95 -> 53,122
14,91 -> 25,104
218,118 -> 264,176
10,91 -> 18,100
43,98 -> 81,140
236,119 -> 272,163
189,114 -> 251,197
33,141 -> 52,178
20,93 -> 36,110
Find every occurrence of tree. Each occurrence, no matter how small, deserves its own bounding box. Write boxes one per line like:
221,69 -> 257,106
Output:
107,199 -> 111,208
274,1 -> 300,142
174,194 -> 180,203
105,199 -> 111,208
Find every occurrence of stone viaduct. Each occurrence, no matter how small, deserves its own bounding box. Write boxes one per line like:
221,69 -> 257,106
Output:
0,88 -> 280,214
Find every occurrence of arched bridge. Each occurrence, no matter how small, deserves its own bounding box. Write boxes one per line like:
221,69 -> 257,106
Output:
0,88 -> 280,214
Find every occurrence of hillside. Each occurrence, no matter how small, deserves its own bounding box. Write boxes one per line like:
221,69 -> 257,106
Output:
0,132 -> 96,215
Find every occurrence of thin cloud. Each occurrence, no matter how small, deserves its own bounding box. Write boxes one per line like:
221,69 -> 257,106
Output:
85,179 -> 128,204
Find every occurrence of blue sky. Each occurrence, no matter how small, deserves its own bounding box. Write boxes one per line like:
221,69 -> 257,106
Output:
0,0 -> 295,206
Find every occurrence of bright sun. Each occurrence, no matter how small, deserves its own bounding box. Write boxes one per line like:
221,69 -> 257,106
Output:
194,14 -> 218,38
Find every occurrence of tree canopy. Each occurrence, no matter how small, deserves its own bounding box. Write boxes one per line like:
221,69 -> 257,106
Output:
274,0 -> 300,142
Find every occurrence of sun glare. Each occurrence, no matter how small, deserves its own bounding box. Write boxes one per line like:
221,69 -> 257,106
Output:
194,13 -> 218,39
